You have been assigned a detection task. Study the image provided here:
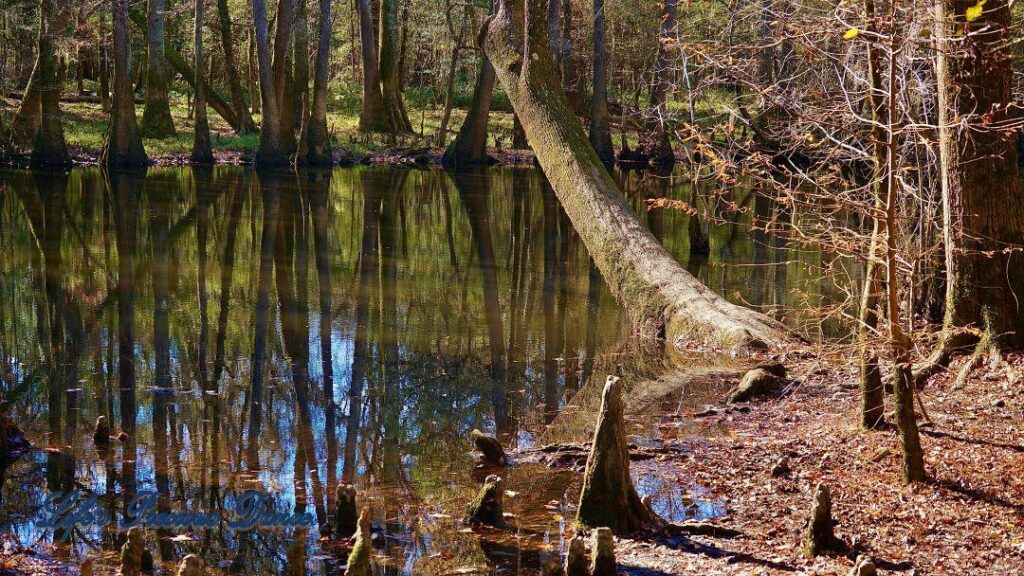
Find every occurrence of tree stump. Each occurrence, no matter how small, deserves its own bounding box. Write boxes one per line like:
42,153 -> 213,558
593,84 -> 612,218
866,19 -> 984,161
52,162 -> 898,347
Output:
141,550 -> 154,574
175,554 -> 203,576
119,527 -> 146,576
344,510 -> 373,576
576,376 -> 655,534
465,474 -> 504,526
728,368 -> 784,403
285,529 -> 308,576
563,535 -> 588,576
804,483 -> 839,556
334,485 -> 358,538
470,429 -> 507,466
589,527 -> 616,576
94,416 -> 110,452
850,555 -> 877,576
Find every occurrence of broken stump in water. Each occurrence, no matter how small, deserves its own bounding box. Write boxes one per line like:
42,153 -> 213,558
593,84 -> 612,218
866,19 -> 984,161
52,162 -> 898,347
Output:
175,554 -> 203,576
576,376 -> 655,534
466,474 -> 505,526
589,528 -> 616,576
335,484 -> 358,538
470,428 -> 507,466
804,483 -> 840,556
728,367 -> 785,403
94,416 -> 110,450
119,527 -> 146,576
285,529 -> 308,576
563,535 -> 588,576
344,510 -> 373,576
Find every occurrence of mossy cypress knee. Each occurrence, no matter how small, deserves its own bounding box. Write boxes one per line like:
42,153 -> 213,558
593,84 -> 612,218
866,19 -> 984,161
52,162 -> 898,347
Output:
466,474 -> 505,526
563,535 -> 588,576
589,528 -> 616,576
335,484 -> 358,538
470,429 -> 506,466
345,510 -> 373,576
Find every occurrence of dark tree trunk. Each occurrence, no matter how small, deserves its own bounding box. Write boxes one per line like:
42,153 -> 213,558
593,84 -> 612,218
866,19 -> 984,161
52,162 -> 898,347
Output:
192,0 -> 214,163
588,0 -> 613,166
356,0 -> 389,132
141,0 -> 177,137
252,0 -> 287,165
103,0 -> 147,167
31,0 -> 70,168
935,0 -> 1024,346
379,0 -> 411,132
216,0 -> 258,134
303,0 -> 333,164
271,0 -> 298,156
443,1 -> 498,166
643,0 -> 675,167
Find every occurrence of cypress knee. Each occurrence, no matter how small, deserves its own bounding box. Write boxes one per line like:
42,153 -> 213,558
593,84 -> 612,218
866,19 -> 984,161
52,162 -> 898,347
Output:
589,527 -> 616,576
119,527 -> 146,576
345,510 -> 373,576
576,376 -> 655,534
175,554 -> 203,576
94,416 -> 110,450
465,474 -> 505,526
335,485 -> 358,538
470,429 -> 506,466
285,529 -> 308,576
804,483 -> 839,556
563,535 -> 588,576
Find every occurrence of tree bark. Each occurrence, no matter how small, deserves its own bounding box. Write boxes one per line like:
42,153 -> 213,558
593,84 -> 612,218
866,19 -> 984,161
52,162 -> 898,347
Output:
272,0 -> 298,155
252,0 -> 287,165
481,0 -> 791,348
31,0 -> 70,168
192,0 -> 214,163
379,0 -> 412,132
356,0 -> 389,131
934,0 -> 1024,346
444,1 -> 498,166
216,0 -> 258,134
588,0 -> 613,166
103,0 -> 148,167
10,62 -> 41,150
643,0 -> 675,167
303,0 -> 333,165
141,0 -> 177,138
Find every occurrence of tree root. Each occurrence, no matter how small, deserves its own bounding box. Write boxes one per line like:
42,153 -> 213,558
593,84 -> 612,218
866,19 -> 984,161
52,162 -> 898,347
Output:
911,329 -> 980,388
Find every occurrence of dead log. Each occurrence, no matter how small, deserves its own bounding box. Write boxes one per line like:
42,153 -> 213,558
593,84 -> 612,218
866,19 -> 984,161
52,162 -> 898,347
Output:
335,485 -> 359,538
470,428 -> 506,466
466,474 -> 505,526
576,376 -> 656,534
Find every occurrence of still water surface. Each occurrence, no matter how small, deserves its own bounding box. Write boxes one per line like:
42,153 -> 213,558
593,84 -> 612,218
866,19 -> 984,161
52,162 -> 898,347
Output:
0,166 -> 842,574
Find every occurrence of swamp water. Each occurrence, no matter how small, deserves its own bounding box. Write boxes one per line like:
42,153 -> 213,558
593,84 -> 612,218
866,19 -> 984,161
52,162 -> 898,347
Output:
0,166 -> 843,574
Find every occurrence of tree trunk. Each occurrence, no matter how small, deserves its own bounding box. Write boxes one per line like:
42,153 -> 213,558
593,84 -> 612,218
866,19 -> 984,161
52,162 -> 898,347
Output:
252,0 -> 287,165
99,12 -> 111,112
436,0 -> 468,147
11,63 -> 42,150
444,0 -> 497,166
289,0 -> 310,155
248,27 -> 261,114
643,0 -> 675,167
303,0 -> 333,165
30,0 -> 69,168
379,0 -> 412,132
481,0 -> 791,348
192,0 -> 214,163
588,0 -> 613,166
935,0 -> 1024,346
141,0 -> 176,138
272,0 -> 298,156
103,0 -> 148,167
356,0 -> 389,131
216,0 -> 258,134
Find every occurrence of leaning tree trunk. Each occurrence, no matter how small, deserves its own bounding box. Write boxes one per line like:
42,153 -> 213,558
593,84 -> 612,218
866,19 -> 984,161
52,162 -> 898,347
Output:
935,0 -> 1024,347
141,0 -> 176,138
481,0 -> 791,349
191,0 -> 214,163
30,0 -> 69,168
379,0 -> 412,133
216,0 -> 258,134
103,0 -> 147,167
252,0 -> 287,165
356,0 -> 389,132
302,0 -> 333,165
643,0 -> 675,167
588,0 -> 613,166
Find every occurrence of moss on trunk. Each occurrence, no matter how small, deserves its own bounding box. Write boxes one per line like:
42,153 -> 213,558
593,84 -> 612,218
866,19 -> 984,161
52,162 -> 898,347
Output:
466,474 -> 505,526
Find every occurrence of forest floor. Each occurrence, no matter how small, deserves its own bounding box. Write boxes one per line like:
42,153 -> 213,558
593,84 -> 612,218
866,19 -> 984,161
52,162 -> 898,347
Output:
611,350 -> 1024,576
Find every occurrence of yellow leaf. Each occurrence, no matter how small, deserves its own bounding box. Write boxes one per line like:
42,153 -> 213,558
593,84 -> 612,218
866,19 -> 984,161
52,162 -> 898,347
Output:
966,0 -> 986,22
843,27 -> 860,40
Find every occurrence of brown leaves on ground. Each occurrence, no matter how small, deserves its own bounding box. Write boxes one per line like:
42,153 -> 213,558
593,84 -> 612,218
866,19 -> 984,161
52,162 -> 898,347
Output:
615,352 -> 1024,575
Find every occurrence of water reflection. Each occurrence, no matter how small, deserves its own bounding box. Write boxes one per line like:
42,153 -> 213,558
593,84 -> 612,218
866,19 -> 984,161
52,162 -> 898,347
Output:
0,165 -> 840,574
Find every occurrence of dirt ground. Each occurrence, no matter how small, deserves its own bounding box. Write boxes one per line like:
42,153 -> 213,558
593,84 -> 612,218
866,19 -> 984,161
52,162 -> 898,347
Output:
613,351 -> 1024,576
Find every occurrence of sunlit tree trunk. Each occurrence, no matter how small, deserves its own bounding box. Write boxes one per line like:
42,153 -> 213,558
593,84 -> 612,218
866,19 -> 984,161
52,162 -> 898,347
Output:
482,0 -> 791,348
303,0 -> 333,164
141,0 -> 176,137
643,0 -> 675,167
103,0 -> 147,167
252,0 -> 287,165
216,0 -> 258,134
444,1 -> 498,166
934,0 -> 1024,346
